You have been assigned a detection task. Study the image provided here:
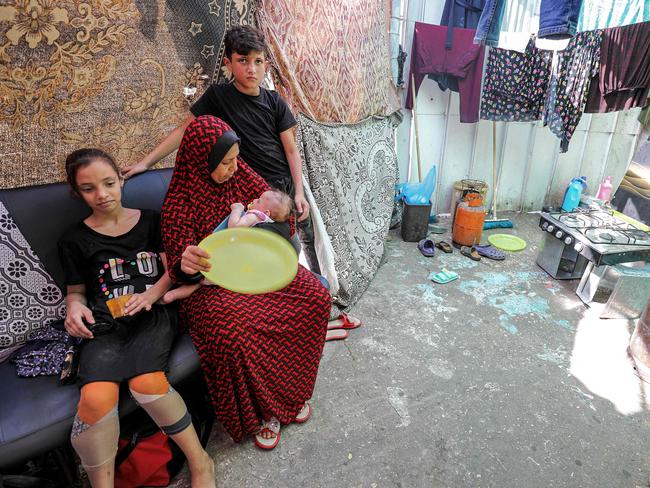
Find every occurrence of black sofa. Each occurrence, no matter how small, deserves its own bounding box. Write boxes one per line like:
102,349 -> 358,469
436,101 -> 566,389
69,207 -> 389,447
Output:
0,169 -> 203,473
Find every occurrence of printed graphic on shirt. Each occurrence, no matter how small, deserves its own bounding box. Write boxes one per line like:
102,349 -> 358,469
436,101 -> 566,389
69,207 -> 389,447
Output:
97,251 -> 161,300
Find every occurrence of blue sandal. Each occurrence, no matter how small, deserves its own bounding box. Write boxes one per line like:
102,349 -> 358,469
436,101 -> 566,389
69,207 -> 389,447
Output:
474,244 -> 506,261
418,239 -> 435,257
431,268 -> 458,284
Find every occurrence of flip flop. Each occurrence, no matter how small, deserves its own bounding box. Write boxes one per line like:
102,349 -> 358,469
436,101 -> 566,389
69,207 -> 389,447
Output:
460,246 -> 481,261
255,417 -> 281,450
325,329 -> 349,341
327,313 -> 362,330
431,268 -> 459,284
435,240 -> 453,253
474,244 -> 506,261
417,238 -> 435,257
294,403 -> 312,424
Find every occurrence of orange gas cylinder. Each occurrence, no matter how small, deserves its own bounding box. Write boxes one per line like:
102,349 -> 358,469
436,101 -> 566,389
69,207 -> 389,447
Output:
452,192 -> 486,247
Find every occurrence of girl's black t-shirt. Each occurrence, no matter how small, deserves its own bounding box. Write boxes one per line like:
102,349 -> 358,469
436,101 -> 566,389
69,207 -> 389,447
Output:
58,210 -> 164,306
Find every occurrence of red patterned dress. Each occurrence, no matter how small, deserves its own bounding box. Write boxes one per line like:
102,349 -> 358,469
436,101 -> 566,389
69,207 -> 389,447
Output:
161,116 -> 331,442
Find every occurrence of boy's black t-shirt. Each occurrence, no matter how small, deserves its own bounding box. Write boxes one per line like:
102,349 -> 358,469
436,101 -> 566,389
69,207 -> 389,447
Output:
58,210 -> 165,306
191,83 -> 297,186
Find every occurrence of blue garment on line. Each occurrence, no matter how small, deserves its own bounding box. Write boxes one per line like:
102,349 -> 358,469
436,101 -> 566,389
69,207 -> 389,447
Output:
578,0 -> 650,31
474,0 -> 583,45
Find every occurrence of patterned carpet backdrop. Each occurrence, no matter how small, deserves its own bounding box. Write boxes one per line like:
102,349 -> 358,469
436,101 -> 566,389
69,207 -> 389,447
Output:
298,111 -> 402,309
0,0 -> 255,189
257,0 -> 400,124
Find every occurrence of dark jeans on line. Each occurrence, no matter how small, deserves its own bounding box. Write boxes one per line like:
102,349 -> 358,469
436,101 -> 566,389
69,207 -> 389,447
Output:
474,0 -> 583,45
538,0 -> 582,39
473,0 -> 505,46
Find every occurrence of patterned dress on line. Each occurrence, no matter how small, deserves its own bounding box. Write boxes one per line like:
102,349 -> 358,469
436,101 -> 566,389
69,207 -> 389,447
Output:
480,37 -> 553,122
543,30 -> 603,152
160,115 -> 331,442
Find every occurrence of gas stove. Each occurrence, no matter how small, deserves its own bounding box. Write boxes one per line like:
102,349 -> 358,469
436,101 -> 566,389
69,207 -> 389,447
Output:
536,209 -> 650,280
537,208 -> 650,317
538,209 -> 650,270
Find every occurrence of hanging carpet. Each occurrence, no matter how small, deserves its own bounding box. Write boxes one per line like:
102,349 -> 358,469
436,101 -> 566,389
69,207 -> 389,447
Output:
256,0 -> 400,123
0,0 -> 254,189
297,112 -> 402,310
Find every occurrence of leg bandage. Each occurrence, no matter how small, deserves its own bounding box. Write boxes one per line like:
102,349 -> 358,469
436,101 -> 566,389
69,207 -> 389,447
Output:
70,406 -> 119,471
130,386 -> 192,436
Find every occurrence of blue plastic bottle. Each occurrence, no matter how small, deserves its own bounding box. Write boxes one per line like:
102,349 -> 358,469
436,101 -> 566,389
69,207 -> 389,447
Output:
561,176 -> 587,212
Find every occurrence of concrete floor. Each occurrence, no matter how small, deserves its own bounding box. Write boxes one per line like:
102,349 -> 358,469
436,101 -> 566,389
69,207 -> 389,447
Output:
172,212 -> 650,488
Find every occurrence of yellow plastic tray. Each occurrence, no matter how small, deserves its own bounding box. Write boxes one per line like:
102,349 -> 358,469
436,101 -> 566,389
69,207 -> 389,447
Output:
198,228 -> 298,294
488,233 -> 527,252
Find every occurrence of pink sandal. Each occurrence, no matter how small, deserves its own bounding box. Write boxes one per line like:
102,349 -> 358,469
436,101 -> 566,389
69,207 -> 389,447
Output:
327,313 -> 362,330
254,417 -> 281,450
294,403 -> 312,424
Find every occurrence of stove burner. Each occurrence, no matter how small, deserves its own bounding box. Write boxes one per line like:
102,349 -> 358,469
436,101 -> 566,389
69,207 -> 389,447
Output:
549,209 -> 650,247
561,215 -> 582,227
598,232 -> 615,243
627,229 -> 650,243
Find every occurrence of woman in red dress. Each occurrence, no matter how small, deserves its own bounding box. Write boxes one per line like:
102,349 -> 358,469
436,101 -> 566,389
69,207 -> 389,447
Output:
161,115 -> 331,449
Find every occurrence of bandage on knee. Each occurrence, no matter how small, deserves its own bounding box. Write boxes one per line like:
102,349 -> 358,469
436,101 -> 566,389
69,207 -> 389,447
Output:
70,406 -> 119,471
130,386 -> 192,436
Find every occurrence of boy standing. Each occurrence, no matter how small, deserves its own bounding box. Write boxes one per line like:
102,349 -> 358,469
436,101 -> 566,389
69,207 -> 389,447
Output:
123,26 -> 319,273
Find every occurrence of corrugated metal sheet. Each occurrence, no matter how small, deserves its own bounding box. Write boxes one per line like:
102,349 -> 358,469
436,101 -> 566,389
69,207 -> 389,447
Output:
396,0 -> 642,214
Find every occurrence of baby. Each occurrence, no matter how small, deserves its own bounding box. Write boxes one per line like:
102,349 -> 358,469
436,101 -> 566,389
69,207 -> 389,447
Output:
162,189 -> 294,303
226,189 -> 293,231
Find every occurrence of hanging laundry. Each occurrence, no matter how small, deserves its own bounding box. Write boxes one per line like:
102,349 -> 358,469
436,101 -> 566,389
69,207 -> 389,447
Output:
480,37 -> 552,122
474,0 -> 507,45
495,0 -> 574,52
578,0 -> 650,31
441,0 -> 486,47
538,0 -> 584,39
544,30 -> 603,152
475,0 -> 582,45
406,23 -> 484,123
584,22 -> 650,113
434,0 -> 486,92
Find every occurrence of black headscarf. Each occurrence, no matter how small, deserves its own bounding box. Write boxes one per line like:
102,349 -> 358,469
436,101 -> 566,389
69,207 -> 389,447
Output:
207,130 -> 240,173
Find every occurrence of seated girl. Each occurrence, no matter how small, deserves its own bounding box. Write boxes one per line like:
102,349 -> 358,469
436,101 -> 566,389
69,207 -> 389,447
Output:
58,148 -> 214,488
162,188 -> 294,304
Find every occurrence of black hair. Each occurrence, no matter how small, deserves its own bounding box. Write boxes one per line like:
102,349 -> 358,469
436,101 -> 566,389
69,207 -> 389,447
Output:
224,25 -> 267,58
65,148 -> 120,197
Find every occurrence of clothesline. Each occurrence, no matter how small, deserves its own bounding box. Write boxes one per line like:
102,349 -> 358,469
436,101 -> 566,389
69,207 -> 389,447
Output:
406,18 -> 650,153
